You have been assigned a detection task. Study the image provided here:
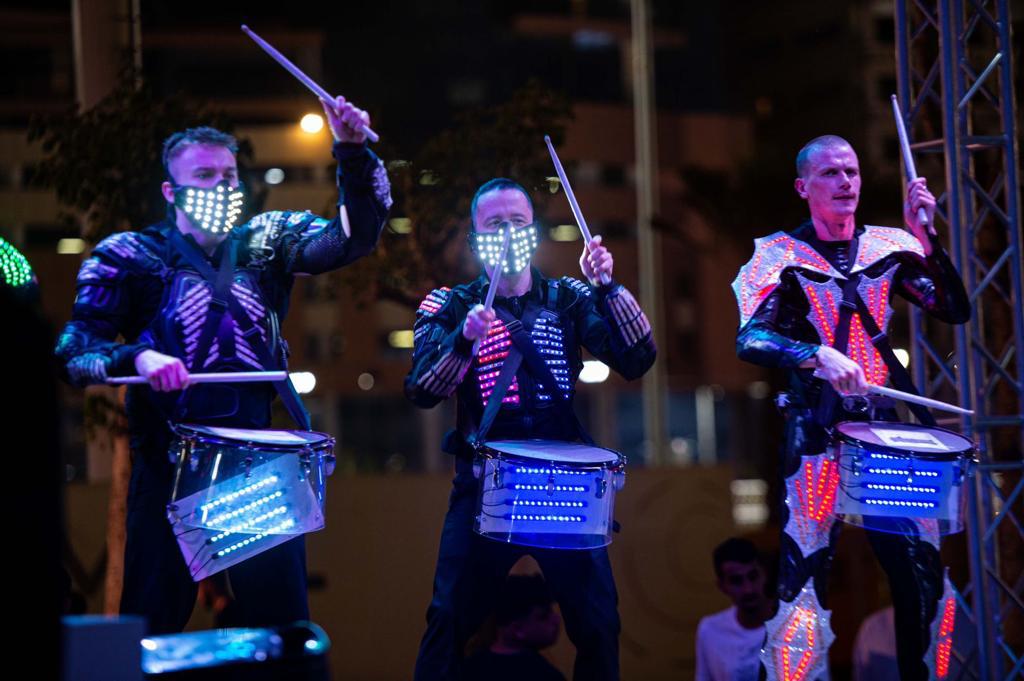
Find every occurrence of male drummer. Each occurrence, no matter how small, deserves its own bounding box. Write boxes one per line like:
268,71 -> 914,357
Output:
55,98 -> 390,633
732,135 -> 970,681
406,178 -> 656,680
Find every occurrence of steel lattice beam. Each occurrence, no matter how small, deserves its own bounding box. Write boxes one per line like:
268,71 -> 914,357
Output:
895,0 -> 1023,679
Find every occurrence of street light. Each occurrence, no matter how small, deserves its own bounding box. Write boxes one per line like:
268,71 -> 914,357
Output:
388,330 -> 414,349
549,225 -> 581,242
57,238 -> 86,255
300,113 -> 324,134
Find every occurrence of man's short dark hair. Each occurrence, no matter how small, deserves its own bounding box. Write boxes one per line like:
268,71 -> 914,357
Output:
795,134 -> 853,178
493,574 -> 553,627
470,178 -> 533,229
712,537 -> 760,579
162,126 -> 239,181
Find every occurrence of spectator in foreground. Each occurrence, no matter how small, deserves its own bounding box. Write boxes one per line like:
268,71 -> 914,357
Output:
463,574 -> 565,681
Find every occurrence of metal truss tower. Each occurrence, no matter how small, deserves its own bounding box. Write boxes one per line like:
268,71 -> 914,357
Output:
895,0 -> 1023,678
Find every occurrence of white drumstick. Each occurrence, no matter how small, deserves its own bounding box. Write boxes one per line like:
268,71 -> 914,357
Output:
472,227 -> 513,356
869,384 -> 973,415
544,135 -> 612,286
108,371 -> 289,385
890,94 -> 929,230
242,25 -> 380,143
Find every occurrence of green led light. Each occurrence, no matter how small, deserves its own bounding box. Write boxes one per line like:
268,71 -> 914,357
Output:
0,237 -> 35,289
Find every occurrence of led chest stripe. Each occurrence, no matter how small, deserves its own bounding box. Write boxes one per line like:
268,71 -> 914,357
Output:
864,483 -> 939,494
864,498 -> 938,509
200,475 -> 279,513
213,519 -> 296,558
207,490 -> 285,527
508,499 -> 587,508
206,505 -> 290,544
513,467 -> 589,476
511,484 -> 587,492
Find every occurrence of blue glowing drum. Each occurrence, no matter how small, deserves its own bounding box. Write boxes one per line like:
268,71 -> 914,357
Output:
166,424 -> 335,581
832,421 -> 974,535
473,439 -> 626,550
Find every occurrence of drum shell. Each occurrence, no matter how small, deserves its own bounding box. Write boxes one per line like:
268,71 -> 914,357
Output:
166,425 -> 335,581
472,439 -> 625,550
831,421 -> 973,535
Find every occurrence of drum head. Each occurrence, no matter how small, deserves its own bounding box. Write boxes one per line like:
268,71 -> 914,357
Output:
835,421 -> 972,459
178,424 -> 331,447
484,439 -> 621,465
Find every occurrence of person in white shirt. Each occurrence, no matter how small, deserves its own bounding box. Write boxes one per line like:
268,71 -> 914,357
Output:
695,538 -> 775,681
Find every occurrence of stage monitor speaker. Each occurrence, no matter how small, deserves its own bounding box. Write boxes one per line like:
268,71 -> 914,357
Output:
141,621 -> 331,680
62,615 -> 146,681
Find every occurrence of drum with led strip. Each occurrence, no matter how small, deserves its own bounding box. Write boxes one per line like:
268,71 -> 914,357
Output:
831,421 -> 974,534
166,424 -> 335,581
473,439 -> 625,549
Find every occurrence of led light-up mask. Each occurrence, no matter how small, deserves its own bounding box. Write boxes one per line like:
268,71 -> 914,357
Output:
173,182 -> 245,235
470,223 -> 539,275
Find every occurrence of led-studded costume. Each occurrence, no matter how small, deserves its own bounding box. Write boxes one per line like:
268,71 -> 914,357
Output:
55,142 -> 391,634
406,269 -> 655,681
732,221 -> 970,681
0,235 -> 38,296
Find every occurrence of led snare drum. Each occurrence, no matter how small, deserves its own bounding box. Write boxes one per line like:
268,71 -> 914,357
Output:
474,439 -> 626,550
832,421 -> 974,534
167,425 -> 335,581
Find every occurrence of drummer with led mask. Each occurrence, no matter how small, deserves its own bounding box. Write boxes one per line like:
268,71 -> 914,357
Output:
406,178 -> 656,680
732,135 -> 970,681
55,97 -> 391,633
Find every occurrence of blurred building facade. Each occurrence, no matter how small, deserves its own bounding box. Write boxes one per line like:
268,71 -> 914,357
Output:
6,2 -> 1001,678
4,0 -> 943,512
0,2 -> 779,484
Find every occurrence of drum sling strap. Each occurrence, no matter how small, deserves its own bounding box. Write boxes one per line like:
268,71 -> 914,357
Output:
473,285 -> 593,446
168,229 -> 312,430
815,238 -> 937,428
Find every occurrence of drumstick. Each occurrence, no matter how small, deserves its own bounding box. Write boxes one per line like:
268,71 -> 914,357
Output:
472,227 -> 513,357
869,384 -> 974,415
544,135 -> 612,286
890,95 -> 930,231
107,371 -> 289,385
241,25 -> 380,143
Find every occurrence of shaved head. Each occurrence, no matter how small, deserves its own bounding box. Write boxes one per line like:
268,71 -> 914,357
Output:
796,135 -> 853,178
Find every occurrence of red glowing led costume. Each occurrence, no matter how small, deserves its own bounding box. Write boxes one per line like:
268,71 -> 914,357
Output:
733,221 -> 970,681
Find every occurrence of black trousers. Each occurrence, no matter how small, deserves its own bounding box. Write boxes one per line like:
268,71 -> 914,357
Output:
775,407 -> 944,681
119,446 -> 310,634
414,463 -> 621,681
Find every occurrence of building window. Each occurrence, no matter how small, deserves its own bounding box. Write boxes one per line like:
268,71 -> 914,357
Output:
305,334 -> 322,362
600,164 -> 627,187
877,76 -> 897,101
875,16 -> 895,43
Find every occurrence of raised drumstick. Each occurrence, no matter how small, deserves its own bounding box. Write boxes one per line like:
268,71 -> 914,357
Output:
890,94 -> 930,231
242,25 -> 379,143
544,135 -> 612,285
472,227 -> 514,357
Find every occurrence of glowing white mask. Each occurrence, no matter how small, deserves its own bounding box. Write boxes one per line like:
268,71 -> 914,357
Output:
173,182 -> 245,235
471,224 -> 539,274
